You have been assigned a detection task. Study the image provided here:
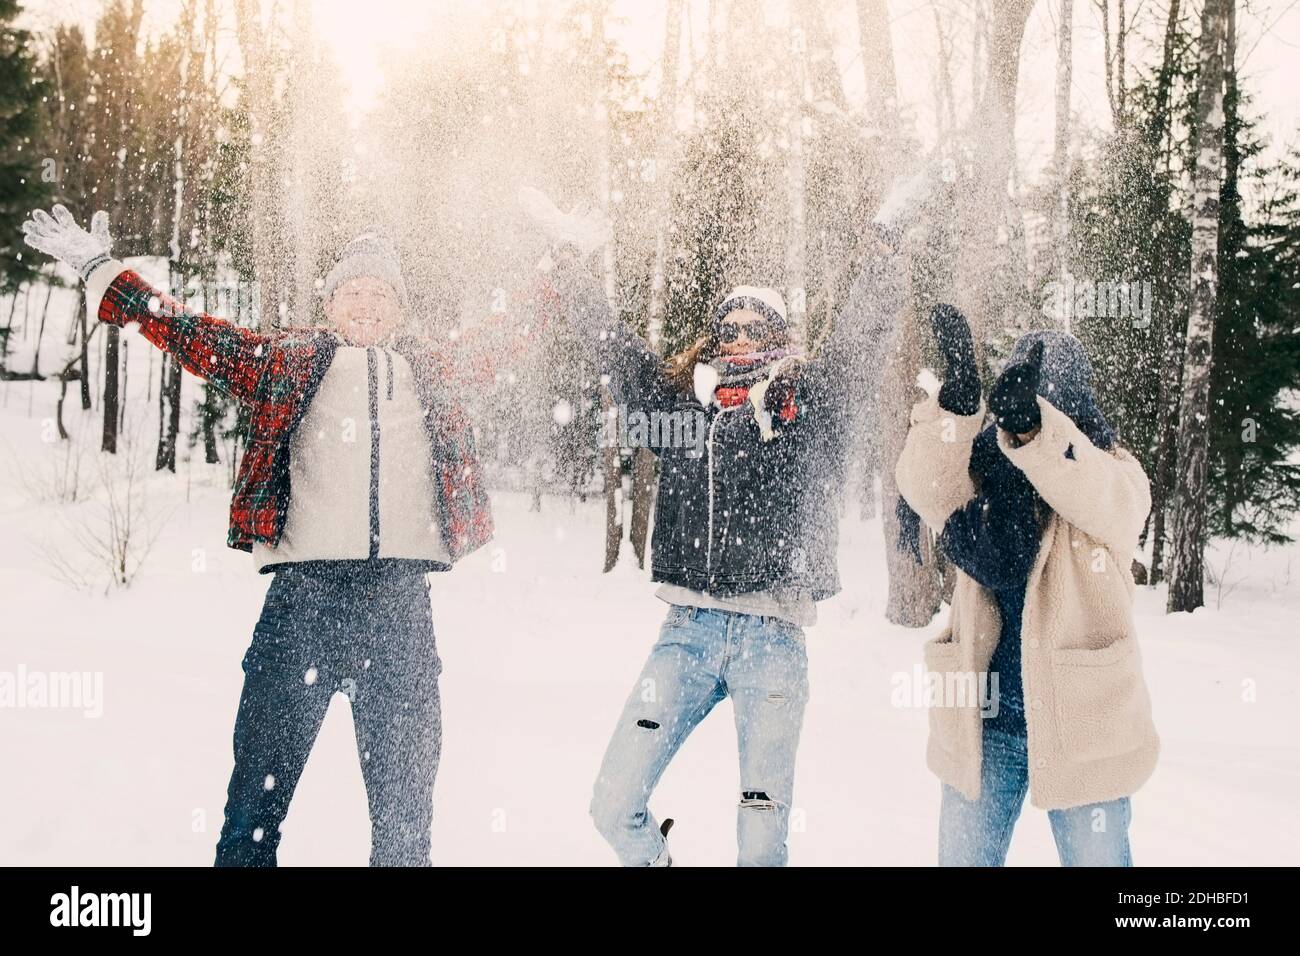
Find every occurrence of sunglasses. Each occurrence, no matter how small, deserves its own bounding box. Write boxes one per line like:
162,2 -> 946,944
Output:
715,319 -> 780,344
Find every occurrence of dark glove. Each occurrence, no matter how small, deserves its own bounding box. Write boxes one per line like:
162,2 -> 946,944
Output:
551,257 -> 613,341
929,304 -> 980,415
989,341 -> 1045,435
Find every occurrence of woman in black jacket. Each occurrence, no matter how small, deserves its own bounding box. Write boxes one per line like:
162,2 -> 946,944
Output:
553,226 -> 906,866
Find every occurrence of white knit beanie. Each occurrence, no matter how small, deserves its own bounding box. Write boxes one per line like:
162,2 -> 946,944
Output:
714,286 -> 789,329
323,228 -> 409,308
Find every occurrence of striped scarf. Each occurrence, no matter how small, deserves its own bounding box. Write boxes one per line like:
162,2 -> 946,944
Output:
710,347 -> 803,408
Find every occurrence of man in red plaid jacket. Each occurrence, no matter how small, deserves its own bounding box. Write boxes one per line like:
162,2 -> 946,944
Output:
24,205 -> 493,866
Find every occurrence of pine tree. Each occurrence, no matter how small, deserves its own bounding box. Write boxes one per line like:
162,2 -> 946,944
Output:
1207,141 -> 1300,542
660,92 -> 783,354
0,0 -> 52,291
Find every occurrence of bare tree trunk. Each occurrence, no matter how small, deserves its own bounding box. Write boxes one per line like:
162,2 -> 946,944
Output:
952,0 -> 1036,347
1167,0 -> 1229,613
645,0 -> 683,350
880,306 -> 942,626
1145,0 -> 1185,585
1117,0 -> 1127,116
156,354 -> 183,472
797,1 -> 850,114
102,324 -> 120,450
158,2 -> 197,473
629,448 -> 656,568
29,283 -> 54,380
932,7 -> 958,134
1,283 -> 21,379
1149,308 -> 1183,584
102,0 -> 145,454
201,387 -> 220,464
602,390 -> 622,572
785,16 -> 809,344
625,0 -> 677,567
1052,0 -> 1074,286
78,291 -> 91,409
1146,0 -> 1183,151
234,0 -> 283,331
855,0 -> 898,120
1099,0 -> 1114,119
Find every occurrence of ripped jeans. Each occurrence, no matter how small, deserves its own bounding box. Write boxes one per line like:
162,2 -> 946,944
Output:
590,605 -> 810,867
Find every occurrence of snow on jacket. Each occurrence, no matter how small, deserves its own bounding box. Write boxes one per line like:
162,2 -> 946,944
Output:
86,261 -> 493,562
896,391 -> 1159,811
555,251 -> 904,600
252,346 -> 452,572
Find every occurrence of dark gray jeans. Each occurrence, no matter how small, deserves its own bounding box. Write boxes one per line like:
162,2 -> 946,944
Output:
215,562 -> 442,866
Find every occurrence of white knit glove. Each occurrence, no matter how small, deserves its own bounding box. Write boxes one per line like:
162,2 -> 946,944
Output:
21,205 -> 114,282
518,186 -> 612,257
870,159 -> 944,252
875,161 -> 940,228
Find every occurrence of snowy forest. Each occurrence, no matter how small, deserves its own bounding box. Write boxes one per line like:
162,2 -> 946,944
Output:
1,0 -> 1298,869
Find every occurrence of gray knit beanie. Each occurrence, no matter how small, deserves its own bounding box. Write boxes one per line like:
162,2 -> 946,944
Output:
323,228 -> 409,308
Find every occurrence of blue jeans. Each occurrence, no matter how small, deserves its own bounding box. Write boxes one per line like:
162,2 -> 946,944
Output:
215,563 -> 442,867
938,727 -> 1133,866
590,605 -> 810,866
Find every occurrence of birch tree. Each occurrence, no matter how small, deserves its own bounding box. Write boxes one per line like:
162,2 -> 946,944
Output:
1168,0 -> 1230,612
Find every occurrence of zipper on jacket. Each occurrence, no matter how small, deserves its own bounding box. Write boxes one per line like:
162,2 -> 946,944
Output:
704,405 -> 741,587
366,347 -> 381,558
384,348 -> 394,400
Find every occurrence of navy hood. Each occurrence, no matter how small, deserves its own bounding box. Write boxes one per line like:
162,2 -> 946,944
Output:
1005,330 -> 1116,450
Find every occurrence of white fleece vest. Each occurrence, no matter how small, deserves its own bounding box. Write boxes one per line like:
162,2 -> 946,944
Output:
253,345 -> 450,572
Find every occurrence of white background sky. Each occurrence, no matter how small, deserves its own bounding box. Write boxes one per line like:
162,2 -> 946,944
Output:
19,0 -> 1300,185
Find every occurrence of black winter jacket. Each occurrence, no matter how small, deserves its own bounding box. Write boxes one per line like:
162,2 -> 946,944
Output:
557,252 -> 904,600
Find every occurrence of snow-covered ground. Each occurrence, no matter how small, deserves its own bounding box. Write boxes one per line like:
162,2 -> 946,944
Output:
1,281 -> 1297,866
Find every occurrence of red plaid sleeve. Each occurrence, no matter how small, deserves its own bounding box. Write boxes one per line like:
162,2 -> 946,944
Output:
98,270 -> 271,404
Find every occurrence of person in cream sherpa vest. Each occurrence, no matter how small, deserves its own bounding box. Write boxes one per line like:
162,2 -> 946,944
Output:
896,304 -> 1159,867
21,206 -> 492,867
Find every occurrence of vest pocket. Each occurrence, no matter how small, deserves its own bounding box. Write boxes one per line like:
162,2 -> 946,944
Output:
923,632 -> 967,755
1050,636 -> 1151,762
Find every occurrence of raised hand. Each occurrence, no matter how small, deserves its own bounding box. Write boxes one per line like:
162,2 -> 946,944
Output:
989,340 -> 1046,436
871,158 -> 943,254
21,205 -> 113,281
929,303 -> 980,415
518,186 -> 611,258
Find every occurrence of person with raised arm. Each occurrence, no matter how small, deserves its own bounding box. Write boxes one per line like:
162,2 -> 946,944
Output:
22,206 -> 492,866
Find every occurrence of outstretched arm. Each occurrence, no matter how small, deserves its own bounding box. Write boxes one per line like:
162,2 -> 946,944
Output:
807,159 -> 944,411
23,206 -> 271,404
895,393 -> 986,531
551,257 -> 679,416
518,187 -> 679,416
93,266 -> 271,403
811,233 -> 907,407
894,305 -> 987,530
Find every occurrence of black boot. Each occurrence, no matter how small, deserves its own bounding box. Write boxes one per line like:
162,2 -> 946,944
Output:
660,818 -> 674,867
